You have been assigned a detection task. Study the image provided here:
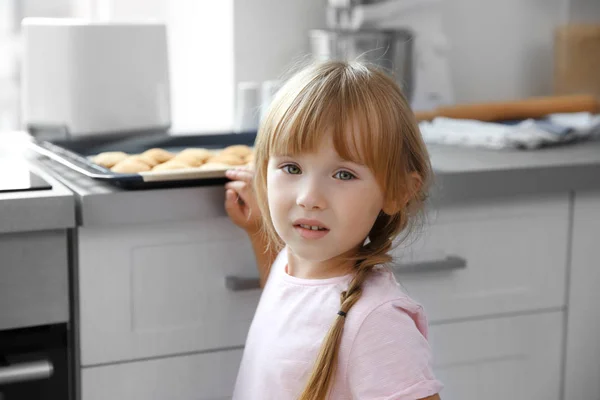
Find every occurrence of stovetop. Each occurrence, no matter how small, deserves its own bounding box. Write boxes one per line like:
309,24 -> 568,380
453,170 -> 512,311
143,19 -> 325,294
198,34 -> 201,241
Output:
0,159 -> 52,193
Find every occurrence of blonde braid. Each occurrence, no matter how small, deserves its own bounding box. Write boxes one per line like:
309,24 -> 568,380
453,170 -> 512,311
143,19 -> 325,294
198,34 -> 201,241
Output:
297,212 -> 402,400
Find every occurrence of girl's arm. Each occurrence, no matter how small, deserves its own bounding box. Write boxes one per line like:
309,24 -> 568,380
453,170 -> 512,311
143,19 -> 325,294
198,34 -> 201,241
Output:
224,167 -> 276,287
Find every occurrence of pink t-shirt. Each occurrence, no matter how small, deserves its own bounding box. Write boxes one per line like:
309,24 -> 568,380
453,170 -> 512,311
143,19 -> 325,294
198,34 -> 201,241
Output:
233,248 -> 443,399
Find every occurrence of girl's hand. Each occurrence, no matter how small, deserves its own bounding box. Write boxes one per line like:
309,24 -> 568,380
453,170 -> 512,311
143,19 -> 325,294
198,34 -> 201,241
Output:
224,166 -> 262,235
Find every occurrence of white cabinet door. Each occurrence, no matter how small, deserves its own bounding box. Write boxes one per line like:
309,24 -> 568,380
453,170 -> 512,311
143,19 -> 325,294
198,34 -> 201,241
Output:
564,190 -> 600,400
393,194 -> 569,322
82,348 -> 243,400
431,311 -> 563,400
78,217 -> 261,366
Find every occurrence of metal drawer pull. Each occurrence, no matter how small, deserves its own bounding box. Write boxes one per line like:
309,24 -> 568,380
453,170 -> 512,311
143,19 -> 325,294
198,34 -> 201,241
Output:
225,276 -> 261,291
392,256 -> 467,273
0,359 -> 54,385
225,256 -> 466,290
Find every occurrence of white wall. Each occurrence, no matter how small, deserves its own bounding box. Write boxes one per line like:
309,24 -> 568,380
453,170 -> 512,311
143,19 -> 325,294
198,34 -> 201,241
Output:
441,0 -> 568,103
568,0 -> 600,22
233,0 -> 600,105
233,0 -> 325,86
89,0 -> 235,133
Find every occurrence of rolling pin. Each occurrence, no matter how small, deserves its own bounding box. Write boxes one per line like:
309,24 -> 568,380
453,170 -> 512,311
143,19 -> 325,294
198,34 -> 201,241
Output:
414,94 -> 600,122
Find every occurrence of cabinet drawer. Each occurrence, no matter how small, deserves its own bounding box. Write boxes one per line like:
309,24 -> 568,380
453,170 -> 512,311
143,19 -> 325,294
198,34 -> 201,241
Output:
393,194 -> 569,322
431,311 -> 563,400
78,217 -> 260,366
80,313 -> 563,400
81,348 -> 242,400
0,230 -> 69,330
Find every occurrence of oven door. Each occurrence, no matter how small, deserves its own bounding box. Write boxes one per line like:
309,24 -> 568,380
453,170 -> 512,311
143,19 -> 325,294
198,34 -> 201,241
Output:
0,324 -> 70,400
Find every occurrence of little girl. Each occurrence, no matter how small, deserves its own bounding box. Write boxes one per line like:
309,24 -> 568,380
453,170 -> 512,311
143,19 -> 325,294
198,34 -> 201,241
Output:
224,60 -> 443,400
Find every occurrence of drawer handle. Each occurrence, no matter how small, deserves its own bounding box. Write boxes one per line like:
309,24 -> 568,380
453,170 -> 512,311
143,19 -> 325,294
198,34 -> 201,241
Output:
225,276 -> 261,291
225,256 -> 466,290
392,255 -> 467,273
0,359 -> 54,385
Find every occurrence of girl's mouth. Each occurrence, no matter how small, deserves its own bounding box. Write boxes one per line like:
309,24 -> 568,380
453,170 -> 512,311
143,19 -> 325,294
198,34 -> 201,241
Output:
294,224 -> 330,239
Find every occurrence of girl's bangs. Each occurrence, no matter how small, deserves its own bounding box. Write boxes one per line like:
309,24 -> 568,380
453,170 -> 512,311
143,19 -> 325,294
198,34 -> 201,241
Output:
265,78 -> 385,170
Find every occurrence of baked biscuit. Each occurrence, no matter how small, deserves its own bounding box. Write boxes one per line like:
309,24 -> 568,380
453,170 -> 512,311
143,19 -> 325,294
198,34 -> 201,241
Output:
208,153 -> 246,166
220,145 -> 253,158
93,151 -> 128,168
152,159 -> 192,171
128,154 -> 159,167
172,149 -> 212,167
179,148 -> 213,161
244,153 -> 255,164
142,148 -> 175,163
111,158 -> 151,173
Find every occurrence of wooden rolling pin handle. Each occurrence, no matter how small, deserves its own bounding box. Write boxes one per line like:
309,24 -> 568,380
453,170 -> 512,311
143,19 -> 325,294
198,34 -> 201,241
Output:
414,94 -> 600,122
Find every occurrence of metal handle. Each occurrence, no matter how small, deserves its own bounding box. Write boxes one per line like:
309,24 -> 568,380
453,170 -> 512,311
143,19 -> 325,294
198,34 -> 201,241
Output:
225,276 -> 261,291
0,359 -> 54,385
392,255 -> 467,274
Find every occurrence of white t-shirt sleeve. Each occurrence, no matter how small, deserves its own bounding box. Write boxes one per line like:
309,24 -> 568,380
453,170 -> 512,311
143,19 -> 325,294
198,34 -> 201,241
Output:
347,300 -> 443,400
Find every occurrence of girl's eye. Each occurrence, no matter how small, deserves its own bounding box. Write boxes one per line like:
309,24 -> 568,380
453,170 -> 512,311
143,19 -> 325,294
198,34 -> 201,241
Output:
282,164 -> 301,175
334,170 -> 356,181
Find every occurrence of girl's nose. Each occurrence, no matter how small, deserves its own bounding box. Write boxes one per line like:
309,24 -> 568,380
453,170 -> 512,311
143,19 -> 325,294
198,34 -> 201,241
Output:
296,179 -> 327,210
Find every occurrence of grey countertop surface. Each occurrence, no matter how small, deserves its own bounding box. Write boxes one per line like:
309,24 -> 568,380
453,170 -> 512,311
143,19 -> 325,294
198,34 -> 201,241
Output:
25,134 -> 600,228
0,144 -> 75,234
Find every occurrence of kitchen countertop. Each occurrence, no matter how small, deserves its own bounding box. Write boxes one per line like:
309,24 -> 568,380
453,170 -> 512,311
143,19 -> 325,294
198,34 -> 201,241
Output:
24,134 -> 600,228
0,144 -> 75,234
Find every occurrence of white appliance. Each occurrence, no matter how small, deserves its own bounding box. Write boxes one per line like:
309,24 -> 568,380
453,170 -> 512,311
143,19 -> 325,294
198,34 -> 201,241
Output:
326,0 -> 454,112
21,18 -> 171,139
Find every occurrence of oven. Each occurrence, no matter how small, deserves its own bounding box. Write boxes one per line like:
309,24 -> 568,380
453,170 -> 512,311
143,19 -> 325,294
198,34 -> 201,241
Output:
0,162 -> 73,399
0,324 -> 71,400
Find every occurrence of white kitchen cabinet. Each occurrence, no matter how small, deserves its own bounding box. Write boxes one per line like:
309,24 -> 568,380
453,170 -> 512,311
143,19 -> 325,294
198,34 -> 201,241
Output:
76,193 -> 572,400
78,216 -> 261,366
564,190 -> 600,400
0,229 -> 69,330
392,193 -> 569,322
431,311 -> 563,400
81,348 -> 243,400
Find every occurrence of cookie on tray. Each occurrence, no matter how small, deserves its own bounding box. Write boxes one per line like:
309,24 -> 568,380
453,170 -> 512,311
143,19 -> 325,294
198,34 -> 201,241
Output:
111,158 -> 152,173
142,148 -> 175,163
92,151 -> 129,168
172,148 -> 213,167
152,159 -> 192,171
128,154 -> 160,168
220,144 -> 253,158
208,153 -> 246,166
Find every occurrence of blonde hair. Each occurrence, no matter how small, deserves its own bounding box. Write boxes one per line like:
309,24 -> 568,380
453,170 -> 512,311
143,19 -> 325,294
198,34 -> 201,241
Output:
253,60 -> 432,399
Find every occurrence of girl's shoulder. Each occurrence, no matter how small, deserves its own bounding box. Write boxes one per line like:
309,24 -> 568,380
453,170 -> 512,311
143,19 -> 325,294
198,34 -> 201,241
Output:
350,266 -> 430,337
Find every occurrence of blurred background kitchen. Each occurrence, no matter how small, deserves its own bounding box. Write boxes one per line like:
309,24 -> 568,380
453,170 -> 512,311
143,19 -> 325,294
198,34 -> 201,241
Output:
1,1 -> 600,400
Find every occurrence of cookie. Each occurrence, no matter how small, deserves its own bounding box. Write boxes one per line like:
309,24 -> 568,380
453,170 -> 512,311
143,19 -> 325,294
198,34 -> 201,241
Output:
93,151 -> 128,168
208,153 -> 246,166
179,148 -> 213,161
152,159 -> 192,171
142,148 -> 175,163
244,152 -> 255,164
111,158 -> 151,173
128,154 -> 159,167
220,145 -> 253,158
173,148 -> 213,167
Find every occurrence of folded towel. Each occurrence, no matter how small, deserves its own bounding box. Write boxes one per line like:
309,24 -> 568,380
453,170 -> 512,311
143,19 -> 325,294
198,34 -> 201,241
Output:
419,112 -> 600,150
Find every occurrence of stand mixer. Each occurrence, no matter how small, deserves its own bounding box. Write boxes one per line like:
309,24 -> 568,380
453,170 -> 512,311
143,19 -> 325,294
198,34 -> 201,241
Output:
311,0 -> 454,111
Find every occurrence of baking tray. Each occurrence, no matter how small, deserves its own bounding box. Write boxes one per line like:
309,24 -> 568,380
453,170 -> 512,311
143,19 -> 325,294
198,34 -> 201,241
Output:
28,131 -> 257,189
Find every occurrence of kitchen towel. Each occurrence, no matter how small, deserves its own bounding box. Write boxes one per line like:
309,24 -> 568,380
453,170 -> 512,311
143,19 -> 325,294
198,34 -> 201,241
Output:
418,112 -> 600,149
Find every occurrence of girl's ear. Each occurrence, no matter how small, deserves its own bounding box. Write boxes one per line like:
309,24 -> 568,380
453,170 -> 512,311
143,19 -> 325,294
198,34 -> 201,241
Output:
382,172 -> 422,215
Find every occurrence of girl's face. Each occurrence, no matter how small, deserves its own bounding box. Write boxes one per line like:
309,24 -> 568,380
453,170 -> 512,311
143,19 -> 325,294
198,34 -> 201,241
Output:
267,133 -> 385,267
